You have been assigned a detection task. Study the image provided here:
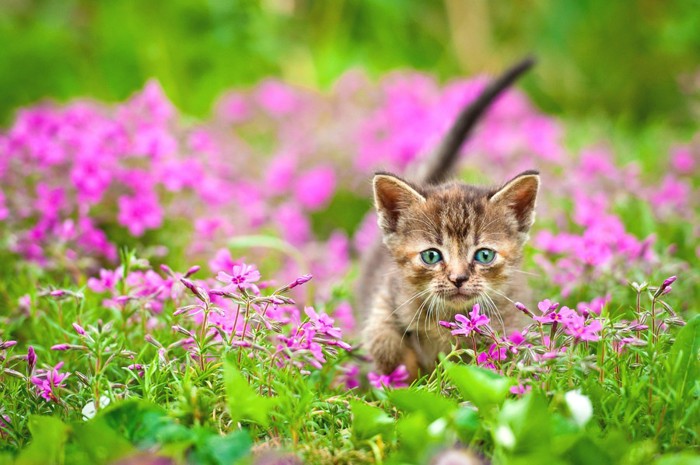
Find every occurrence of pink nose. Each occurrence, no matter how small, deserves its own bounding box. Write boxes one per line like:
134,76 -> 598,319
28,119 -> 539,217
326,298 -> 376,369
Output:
449,274 -> 468,288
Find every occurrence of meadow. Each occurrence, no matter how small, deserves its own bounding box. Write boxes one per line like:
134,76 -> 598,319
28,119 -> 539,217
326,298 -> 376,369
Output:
0,70 -> 697,465
0,2 -> 699,464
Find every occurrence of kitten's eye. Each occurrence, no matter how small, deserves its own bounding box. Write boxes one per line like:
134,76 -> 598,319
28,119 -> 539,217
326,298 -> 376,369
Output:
474,248 -> 496,264
420,249 -> 443,265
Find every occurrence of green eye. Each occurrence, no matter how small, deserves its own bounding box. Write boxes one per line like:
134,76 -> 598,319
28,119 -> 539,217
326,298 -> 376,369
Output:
420,249 -> 443,265
474,248 -> 496,264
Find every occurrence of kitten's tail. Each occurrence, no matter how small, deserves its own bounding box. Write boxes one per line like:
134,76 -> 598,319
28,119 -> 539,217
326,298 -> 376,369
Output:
417,56 -> 536,185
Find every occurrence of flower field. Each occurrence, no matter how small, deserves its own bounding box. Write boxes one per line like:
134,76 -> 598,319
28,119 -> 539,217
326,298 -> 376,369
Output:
0,69 -> 698,465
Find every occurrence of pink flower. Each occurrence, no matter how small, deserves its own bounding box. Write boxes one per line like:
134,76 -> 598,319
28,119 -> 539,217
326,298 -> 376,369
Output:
216,263 -> 261,294
216,92 -> 250,123
333,301 -> 356,333
443,304 -> 491,337
117,192 -> 163,236
305,307 -> 342,339
670,146 -> 695,173
274,203 -> 311,246
510,383 -> 532,396
533,301 -> 575,325
293,166 -> 336,211
650,175 -> 690,213
0,189 -> 8,221
340,364 -> 360,390
368,364 -> 410,389
208,248 -> 239,274
31,361 -> 69,402
562,315 -> 602,342
265,153 -> 298,195
87,268 -> 120,293
477,343 -> 508,370
256,80 -> 299,117
576,294 -> 611,316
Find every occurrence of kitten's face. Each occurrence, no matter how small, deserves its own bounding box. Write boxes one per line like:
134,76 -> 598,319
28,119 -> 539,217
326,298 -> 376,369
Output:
373,171 -> 539,312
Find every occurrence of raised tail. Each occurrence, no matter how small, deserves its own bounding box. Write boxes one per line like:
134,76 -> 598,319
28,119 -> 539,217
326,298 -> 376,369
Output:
417,56 -> 536,185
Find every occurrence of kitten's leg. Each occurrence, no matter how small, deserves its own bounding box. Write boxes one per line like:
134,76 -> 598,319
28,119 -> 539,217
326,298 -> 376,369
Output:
363,294 -> 420,381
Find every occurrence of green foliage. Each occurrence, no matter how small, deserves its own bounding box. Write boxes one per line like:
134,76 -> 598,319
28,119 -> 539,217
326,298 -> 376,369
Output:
667,315 -> 700,401
3,1 -> 700,126
223,360 -> 275,428
14,416 -> 70,465
350,400 -> 394,442
444,362 -> 513,412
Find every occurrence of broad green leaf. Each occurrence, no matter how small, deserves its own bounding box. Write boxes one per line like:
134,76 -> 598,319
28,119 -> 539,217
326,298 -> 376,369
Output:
191,429 -> 252,465
445,362 -> 513,411
65,419 -> 134,465
452,407 -> 480,443
667,315 -> 700,400
496,394 -> 551,455
394,413 -> 432,461
99,399 -> 192,447
224,360 -> 276,427
15,416 -> 70,465
350,400 -> 394,441
388,388 -> 458,422
655,453 -> 700,465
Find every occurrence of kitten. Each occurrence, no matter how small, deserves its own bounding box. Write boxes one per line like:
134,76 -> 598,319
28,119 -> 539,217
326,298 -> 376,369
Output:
359,58 -> 538,380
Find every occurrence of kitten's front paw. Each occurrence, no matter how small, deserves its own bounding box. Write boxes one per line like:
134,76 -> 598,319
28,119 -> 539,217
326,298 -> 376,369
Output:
371,342 -> 419,382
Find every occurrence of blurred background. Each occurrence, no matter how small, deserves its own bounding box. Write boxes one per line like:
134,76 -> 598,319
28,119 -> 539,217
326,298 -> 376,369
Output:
2,0 -> 700,128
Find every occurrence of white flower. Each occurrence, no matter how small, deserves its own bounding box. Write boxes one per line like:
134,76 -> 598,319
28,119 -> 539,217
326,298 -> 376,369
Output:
82,396 -> 111,420
495,425 -> 516,449
565,389 -> 593,427
428,418 -> 448,436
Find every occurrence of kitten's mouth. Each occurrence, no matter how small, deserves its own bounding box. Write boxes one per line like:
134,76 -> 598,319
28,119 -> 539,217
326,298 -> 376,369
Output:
438,289 -> 479,302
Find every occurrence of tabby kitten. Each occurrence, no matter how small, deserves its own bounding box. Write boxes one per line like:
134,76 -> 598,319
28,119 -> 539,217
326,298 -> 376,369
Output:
359,58 -> 538,380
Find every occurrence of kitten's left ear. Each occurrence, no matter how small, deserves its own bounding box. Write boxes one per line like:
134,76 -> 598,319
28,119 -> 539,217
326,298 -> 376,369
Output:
489,170 -> 540,232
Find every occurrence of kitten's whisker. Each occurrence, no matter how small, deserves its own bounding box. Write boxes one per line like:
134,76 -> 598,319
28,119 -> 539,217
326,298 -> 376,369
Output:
484,285 -> 515,304
424,295 -> 436,342
511,269 -> 541,277
385,289 -> 431,321
403,294 -> 431,344
481,291 -> 505,335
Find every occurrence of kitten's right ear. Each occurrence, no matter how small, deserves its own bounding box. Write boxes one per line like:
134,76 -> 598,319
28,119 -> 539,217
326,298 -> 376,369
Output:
373,174 -> 425,233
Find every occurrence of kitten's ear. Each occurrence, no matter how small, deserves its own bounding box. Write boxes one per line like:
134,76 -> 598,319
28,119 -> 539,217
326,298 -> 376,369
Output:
373,173 -> 426,233
489,170 -> 540,232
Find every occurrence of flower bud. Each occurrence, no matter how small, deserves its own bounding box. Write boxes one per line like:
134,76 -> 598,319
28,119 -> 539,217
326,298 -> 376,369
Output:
184,266 -> 200,278
27,346 -> 36,373
514,302 -> 534,317
180,278 -> 208,303
0,340 -> 17,350
72,323 -> 86,335
51,343 -> 72,351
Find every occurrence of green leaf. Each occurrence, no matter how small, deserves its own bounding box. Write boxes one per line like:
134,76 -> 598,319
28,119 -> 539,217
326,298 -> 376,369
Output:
667,315 -> 700,400
445,362 -> 513,412
192,429 -> 252,465
496,394 -> 551,455
350,400 -> 395,441
65,419 -> 134,465
452,407 -> 480,443
224,360 -> 276,427
654,453 -> 700,465
394,413 -> 431,460
15,416 -> 70,465
99,399 -> 192,447
387,388 -> 458,422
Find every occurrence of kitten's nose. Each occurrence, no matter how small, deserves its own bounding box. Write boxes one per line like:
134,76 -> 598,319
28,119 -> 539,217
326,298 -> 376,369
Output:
449,274 -> 468,288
